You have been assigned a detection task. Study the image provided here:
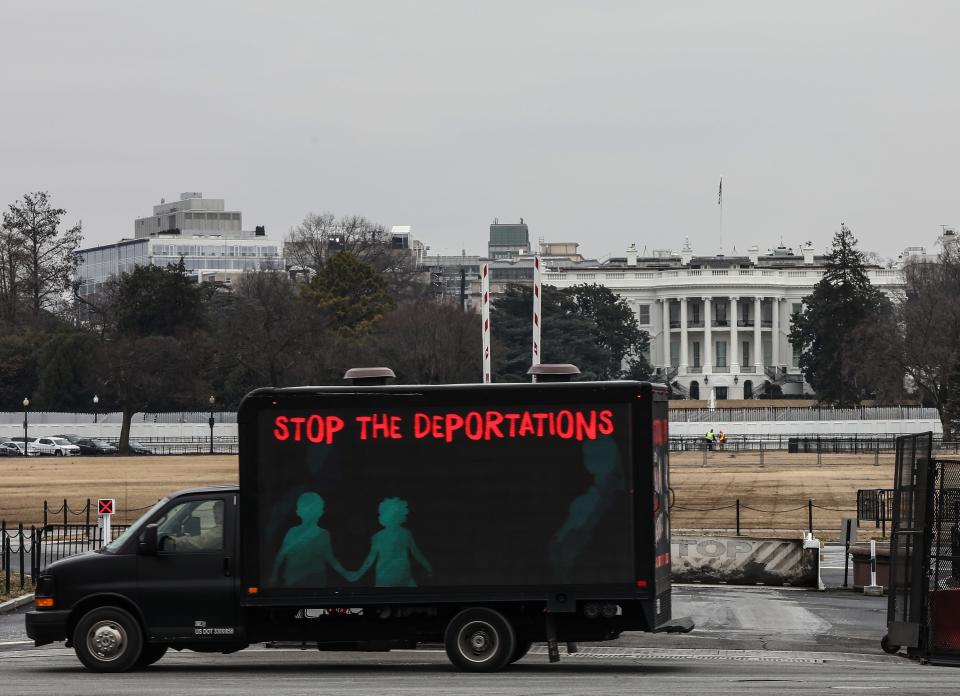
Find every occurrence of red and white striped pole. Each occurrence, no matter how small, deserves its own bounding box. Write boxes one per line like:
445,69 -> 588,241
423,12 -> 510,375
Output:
532,254 -> 542,381
481,262 -> 491,383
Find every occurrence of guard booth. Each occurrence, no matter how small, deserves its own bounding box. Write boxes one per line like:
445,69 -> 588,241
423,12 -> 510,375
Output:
885,432 -> 960,665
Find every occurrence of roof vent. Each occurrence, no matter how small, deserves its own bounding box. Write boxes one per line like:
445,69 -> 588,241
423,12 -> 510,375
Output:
343,367 -> 396,385
527,363 -> 581,383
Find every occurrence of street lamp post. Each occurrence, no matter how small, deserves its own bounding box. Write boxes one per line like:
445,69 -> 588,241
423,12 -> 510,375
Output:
93,394 -> 99,424
208,395 -> 215,455
22,397 -> 29,457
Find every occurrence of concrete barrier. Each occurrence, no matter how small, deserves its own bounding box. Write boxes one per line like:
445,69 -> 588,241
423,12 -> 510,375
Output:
671,535 -> 819,587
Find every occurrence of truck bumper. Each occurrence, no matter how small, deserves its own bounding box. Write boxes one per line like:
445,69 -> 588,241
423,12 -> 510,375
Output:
25,610 -> 71,646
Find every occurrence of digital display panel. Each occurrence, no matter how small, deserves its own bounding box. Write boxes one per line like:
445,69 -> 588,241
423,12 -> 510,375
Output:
255,403 -> 634,590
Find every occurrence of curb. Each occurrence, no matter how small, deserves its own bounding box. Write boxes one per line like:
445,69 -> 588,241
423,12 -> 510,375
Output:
0,593 -> 34,615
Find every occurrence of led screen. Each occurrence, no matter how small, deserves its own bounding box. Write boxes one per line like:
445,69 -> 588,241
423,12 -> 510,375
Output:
256,403 -> 633,590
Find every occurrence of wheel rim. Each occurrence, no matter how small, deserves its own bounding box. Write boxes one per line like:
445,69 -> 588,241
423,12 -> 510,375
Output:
86,620 -> 127,662
456,620 -> 499,663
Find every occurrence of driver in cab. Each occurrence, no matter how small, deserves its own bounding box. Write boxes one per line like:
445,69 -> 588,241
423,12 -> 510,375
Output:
167,500 -> 224,552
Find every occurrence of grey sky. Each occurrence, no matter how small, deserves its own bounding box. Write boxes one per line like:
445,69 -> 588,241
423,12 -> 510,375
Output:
2,1 -> 958,261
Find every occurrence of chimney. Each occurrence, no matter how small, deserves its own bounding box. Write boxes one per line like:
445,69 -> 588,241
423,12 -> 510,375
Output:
680,238 -> 694,265
626,244 -> 638,267
748,245 -> 760,265
802,242 -> 814,265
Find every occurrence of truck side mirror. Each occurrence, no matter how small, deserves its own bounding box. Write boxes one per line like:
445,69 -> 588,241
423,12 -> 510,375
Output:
140,523 -> 159,555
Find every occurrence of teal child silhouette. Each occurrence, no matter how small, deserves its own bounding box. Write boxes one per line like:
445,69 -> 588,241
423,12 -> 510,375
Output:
270,492 -> 351,587
549,436 -> 625,580
349,497 -> 432,587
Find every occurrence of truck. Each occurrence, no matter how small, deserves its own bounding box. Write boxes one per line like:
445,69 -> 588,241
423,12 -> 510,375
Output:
26,375 -> 685,672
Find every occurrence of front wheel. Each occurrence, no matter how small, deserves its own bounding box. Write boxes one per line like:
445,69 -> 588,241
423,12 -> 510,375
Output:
73,606 -> 143,672
444,608 -> 516,672
135,644 -> 168,668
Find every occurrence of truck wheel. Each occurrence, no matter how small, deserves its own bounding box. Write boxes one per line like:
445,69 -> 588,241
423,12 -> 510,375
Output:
444,608 -> 516,672
73,606 -> 143,672
509,638 -> 533,664
135,644 -> 168,668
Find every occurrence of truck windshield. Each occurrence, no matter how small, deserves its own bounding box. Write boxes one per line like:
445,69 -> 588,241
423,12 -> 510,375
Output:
101,498 -> 169,554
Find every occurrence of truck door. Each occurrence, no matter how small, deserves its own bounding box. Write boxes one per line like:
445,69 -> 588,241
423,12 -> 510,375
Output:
137,494 -> 239,642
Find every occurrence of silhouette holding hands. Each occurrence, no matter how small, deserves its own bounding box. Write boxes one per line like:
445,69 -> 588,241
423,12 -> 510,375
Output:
270,492 -> 351,587
349,497 -> 432,587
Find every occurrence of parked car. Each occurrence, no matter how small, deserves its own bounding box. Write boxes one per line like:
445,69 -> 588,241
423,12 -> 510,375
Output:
3,439 -> 40,456
127,440 -> 154,455
32,437 -> 81,457
9,437 -> 41,456
76,438 -> 119,456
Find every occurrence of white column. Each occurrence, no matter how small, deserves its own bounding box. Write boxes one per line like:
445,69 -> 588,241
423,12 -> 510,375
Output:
661,299 -> 671,368
703,297 -> 713,374
754,296 -> 762,371
730,296 -> 739,372
679,298 -> 688,374
772,297 -> 780,368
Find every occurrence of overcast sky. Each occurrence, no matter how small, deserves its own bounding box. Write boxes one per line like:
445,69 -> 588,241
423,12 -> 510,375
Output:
2,1 -> 958,261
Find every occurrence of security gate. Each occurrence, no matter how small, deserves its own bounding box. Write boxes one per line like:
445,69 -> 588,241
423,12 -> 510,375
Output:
885,432 -> 960,664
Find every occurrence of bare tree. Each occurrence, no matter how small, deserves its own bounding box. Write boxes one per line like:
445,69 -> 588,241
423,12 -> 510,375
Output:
285,212 -> 424,297
1,192 -> 82,320
374,300 -> 479,384
867,252 -> 960,436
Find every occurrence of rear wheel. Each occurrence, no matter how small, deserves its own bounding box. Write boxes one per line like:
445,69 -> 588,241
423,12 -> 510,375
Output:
444,608 -> 516,672
509,638 -> 533,664
72,606 -> 143,672
135,644 -> 168,668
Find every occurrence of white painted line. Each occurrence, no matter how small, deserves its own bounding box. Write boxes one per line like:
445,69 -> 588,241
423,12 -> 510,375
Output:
0,641 -> 32,647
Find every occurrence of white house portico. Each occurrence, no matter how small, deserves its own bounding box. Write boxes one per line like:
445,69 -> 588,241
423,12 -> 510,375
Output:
543,242 -> 906,400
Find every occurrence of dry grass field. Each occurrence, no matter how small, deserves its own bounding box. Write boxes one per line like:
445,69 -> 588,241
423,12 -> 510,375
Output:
0,450 -> 933,539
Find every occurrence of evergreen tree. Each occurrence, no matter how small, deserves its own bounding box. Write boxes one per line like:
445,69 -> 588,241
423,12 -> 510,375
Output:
300,252 -> 394,335
491,283 -> 650,381
788,224 -> 890,405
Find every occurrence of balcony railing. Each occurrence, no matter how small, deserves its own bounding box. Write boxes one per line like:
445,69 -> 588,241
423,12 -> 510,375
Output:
740,366 -> 757,373
669,320 -> 681,328
687,320 -> 704,328
737,319 -> 754,327
713,366 -> 730,373
688,366 -> 702,373
713,319 -> 729,327
761,320 -> 773,327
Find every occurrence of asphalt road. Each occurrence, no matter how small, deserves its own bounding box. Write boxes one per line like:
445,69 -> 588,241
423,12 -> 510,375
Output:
4,584 -> 956,694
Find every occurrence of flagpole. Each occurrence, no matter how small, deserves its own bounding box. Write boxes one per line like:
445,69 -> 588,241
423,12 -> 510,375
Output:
718,177 -> 724,255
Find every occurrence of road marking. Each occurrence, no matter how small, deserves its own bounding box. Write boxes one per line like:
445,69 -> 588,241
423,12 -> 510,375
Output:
528,645 -> 906,665
0,641 -> 32,647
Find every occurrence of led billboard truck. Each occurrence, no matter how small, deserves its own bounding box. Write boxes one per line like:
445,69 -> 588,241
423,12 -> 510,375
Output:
27,380 -> 686,672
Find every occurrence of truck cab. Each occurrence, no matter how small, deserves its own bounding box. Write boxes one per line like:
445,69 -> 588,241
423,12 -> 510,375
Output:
27,485 -> 244,671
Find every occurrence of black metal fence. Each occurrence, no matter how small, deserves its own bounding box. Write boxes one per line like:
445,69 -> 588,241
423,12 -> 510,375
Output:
857,489 -> 895,537
32,523 -> 130,577
0,522 -> 34,596
44,499 -> 157,527
670,435 -> 960,454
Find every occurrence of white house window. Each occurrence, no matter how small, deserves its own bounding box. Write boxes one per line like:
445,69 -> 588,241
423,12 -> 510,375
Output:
715,341 -> 727,368
637,304 -> 650,325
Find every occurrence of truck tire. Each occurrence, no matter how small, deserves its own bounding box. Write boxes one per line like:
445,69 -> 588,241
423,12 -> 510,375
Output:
72,606 -> 143,672
444,608 -> 516,672
135,644 -> 168,668
509,639 -> 533,664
